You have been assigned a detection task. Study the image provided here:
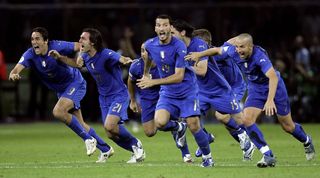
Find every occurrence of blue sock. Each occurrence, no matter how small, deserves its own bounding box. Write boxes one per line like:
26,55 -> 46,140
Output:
88,128 -> 110,153
193,129 -> 210,155
67,116 -> 91,141
239,124 -> 248,133
229,129 -> 240,143
225,118 -> 242,132
247,124 -> 273,156
159,120 -> 179,131
246,124 -> 267,149
291,123 -> 308,143
113,124 -> 137,152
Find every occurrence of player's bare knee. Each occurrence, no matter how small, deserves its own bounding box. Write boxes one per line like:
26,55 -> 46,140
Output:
186,121 -> 200,133
52,106 -> 66,120
144,129 -> 156,137
281,122 -> 295,133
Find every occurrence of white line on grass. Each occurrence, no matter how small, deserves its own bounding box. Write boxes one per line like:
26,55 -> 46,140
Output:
0,161 -> 319,169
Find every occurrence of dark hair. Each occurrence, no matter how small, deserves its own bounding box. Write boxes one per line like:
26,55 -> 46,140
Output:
171,19 -> 195,38
82,28 -> 104,52
193,29 -> 212,46
156,14 -> 172,25
32,27 -> 49,41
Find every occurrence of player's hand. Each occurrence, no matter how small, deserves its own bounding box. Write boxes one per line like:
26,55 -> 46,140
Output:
120,56 -> 133,65
185,52 -> 201,64
48,50 -> 61,60
9,73 -> 21,81
137,77 -> 155,89
76,56 -> 84,68
130,100 -> 141,113
263,99 -> 277,116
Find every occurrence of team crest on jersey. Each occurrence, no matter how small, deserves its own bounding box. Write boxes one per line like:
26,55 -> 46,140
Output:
244,62 -> 248,68
67,87 -> 75,95
42,60 -> 46,67
91,63 -> 95,69
160,51 -> 165,59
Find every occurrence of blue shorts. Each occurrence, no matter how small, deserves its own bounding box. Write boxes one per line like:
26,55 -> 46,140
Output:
57,79 -> 86,110
99,92 -> 129,124
156,93 -> 200,119
245,79 -> 291,116
233,84 -> 246,102
141,98 -> 179,123
140,98 -> 158,123
199,91 -> 242,115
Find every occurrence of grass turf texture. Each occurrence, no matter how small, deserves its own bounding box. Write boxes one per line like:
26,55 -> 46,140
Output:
0,122 -> 319,178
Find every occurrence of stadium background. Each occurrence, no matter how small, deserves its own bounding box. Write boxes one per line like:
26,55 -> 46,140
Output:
0,0 -> 319,123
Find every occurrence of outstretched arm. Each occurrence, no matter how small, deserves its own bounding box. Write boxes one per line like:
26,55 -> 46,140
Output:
9,63 -> 25,81
263,67 -> 279,116
119,56 -> 133,65
48,50 -> 79,68
185,47 -> 222,64
137,67 -> 184,89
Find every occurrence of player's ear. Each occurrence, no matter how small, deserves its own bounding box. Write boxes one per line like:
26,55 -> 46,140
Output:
181,30 -> 186,37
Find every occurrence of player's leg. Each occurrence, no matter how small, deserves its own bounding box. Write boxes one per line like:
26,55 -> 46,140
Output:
52,97 -> 96,156
186,116 -> 213,167
72,109 -> 113,163
101,95 -> 145,163
243,107 -> 276,167
277,113 -> 315,160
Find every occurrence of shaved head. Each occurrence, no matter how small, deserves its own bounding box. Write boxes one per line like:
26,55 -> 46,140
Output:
235,33 -> 254,59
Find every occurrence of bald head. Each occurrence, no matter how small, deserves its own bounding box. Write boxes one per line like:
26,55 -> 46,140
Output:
237,33 -> 253,46
235,33 -> 254,59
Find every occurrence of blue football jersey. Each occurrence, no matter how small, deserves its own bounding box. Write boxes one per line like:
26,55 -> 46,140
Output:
188,37 -> 232,96
129,58 -> 160,100
214,42 -> 246,90
19,40 -> 83,92
229,45 -> 283,92
144,36 -> 198,98
81,48 -> 127,96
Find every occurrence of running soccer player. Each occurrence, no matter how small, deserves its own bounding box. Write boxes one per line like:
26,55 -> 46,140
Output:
171,20 -> 254,161
192,29 -> 251,156
137,14 -> 213,167
185,33 -> 316,168
128,43 -> 193,163
75,28 -> 145,164
9,27 -> 112,159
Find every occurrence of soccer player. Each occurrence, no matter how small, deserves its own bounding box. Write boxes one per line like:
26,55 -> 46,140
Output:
8,27 -> 113,159
137,14 -> 213,167
192,29 -> 249,146
171,20 -> 254,161
128,43 -> 193,163
75,28 -> 145,164
185,33 -> 316,168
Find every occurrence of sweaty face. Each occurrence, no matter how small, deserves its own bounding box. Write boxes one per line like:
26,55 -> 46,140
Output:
79,32 -> 92,53
171,27 -> 183,40
155,18 -> 172,44
235,38 -> 253,59
31,32 -> 48,55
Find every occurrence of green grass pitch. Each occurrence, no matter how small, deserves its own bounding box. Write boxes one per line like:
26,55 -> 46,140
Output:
0,122 -> 319,178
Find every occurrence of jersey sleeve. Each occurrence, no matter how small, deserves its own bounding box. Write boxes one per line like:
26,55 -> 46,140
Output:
129,60 -> 140,81
197,41 -> 209,62
216,42 -> 237,61
257,53 -> 273,74
175,42 -> 187,68
53,41 -> 75,56
104,49 -> 121,66
18,49 -> 33,68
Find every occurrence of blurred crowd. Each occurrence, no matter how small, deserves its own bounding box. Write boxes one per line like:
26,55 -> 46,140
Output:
0,1 -> 319,122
